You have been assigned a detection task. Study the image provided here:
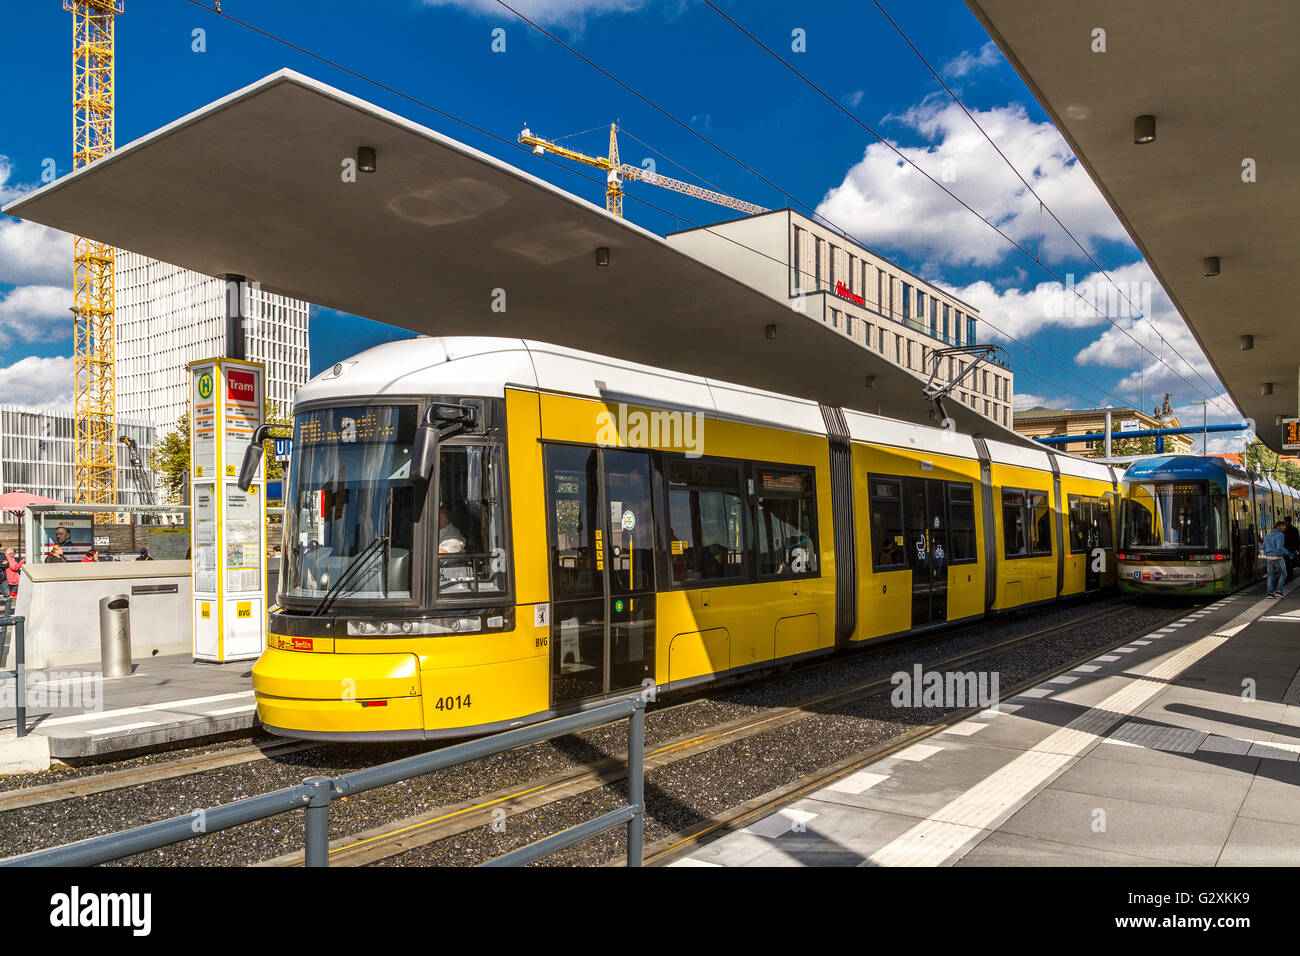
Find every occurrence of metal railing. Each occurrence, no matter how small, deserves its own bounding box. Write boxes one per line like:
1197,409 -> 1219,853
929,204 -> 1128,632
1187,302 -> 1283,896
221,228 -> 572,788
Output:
0,617 -> 26,738
0,695 -> 646,867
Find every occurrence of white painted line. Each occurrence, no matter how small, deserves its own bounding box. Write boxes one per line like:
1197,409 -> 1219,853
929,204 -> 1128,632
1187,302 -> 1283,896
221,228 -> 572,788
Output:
88,720 -> 161,736
825,771 -> 890,795
894,743 -> 943,762
979,703 -> 1023,718
1017,688 -> 1054,699
1096,655 -> 1121,662
205,704 -> 257,717
1114,647 -> 1136,654
865,596 -> 1277,867
670,858 -> 721,867
1047,676 -> 1078,685
1072,664 -> 1100,673
39,691 -> 254,728
1131,640 -> 1152,646
744,808 -> 817,838
944,721 -> 989,736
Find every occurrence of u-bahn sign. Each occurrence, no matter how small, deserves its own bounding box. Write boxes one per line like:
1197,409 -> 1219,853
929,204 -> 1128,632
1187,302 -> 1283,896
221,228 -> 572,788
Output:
1283,418 -> 1300,452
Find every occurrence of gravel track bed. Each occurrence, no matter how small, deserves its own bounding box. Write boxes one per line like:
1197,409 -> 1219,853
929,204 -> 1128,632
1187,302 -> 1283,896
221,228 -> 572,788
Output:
0,731 -> 282,793
0,595 -> 1187,865
379,600 -> 1191,866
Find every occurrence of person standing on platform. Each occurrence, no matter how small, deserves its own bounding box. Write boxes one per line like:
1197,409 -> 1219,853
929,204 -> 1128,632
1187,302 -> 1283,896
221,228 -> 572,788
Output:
1262,521 -> 1293,598
3,548 -> 23,617
1284,517 -> 1300,581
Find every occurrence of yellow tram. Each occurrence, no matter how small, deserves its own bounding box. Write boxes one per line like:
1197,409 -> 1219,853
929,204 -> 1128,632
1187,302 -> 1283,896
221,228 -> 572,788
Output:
250,337 -> 1119,740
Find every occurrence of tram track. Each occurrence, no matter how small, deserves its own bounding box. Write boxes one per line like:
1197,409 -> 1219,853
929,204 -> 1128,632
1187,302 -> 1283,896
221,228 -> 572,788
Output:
0,739 -> 319,812
260,599 -> 1180,867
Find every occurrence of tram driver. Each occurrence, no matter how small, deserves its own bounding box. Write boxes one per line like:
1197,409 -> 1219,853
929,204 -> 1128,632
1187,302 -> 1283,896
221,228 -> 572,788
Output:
437,505 -> 466,554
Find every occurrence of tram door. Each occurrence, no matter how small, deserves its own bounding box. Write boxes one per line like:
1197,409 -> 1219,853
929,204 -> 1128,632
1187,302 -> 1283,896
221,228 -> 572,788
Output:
905,478 -> 949,627
545,445 -> 656,706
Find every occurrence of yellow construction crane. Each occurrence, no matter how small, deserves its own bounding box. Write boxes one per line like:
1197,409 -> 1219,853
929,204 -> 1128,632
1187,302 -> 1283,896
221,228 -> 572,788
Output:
519,123 -> 767,219
67,0 -> 122,505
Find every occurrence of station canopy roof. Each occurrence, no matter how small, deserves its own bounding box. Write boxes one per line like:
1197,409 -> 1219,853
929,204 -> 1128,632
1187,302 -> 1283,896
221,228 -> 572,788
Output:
966,0 -> 1299,449
5,70 -> 1032,447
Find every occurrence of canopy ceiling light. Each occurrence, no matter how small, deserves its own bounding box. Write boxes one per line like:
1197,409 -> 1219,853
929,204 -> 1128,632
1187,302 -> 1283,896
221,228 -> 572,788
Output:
1203,256 -> 1221,276
356,146 -> 376,173
1133,114 -> 1157,144
1240,334 -> 1254,350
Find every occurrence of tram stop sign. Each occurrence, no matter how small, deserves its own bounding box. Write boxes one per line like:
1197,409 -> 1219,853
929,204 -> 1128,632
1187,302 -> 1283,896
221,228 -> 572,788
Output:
1283,419 -> 1300,452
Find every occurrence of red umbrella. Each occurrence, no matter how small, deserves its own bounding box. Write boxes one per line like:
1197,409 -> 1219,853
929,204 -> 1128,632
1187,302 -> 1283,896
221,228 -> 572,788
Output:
0,491 -> 61,514
0,491 -> 61,556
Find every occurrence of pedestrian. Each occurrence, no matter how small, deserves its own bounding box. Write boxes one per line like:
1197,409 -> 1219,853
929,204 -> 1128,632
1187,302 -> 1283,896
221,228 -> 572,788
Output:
136,547 -> 152,561
1262,520 -> 1293,598
81,548 -> 99,563
1284,517 -> 1300,581
44,543 -> 67,563
3,547 -> 23,617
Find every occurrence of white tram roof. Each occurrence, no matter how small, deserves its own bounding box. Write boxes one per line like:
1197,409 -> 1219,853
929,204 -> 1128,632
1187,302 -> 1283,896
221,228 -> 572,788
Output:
8,69 -> 1043,455
302,335 -> 1114,481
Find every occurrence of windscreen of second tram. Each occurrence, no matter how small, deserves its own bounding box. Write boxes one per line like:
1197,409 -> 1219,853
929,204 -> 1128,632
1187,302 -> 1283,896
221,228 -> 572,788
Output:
1121,480 -> 1228,551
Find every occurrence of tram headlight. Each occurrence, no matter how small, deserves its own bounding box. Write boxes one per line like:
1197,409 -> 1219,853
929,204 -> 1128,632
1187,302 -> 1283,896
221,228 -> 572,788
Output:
348,617 -> 486,636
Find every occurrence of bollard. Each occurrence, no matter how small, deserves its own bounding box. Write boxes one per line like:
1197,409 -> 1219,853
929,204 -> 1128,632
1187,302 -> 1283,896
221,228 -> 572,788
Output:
98,594 -> 133,679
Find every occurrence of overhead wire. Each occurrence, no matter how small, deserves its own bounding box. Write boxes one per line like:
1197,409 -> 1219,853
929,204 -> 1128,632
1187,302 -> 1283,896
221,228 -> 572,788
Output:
179,0 -> 1152,416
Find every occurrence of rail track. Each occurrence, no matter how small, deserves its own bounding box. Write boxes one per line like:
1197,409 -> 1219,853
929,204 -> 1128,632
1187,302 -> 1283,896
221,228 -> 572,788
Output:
257,599 -> 1184,867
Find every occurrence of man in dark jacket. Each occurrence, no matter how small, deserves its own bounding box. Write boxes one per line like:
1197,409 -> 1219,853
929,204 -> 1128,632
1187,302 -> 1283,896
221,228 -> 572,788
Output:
1285,518 -> 1300,581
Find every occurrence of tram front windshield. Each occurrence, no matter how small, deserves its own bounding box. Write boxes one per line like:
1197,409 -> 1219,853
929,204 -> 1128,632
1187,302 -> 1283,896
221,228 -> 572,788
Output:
282,405 -> 418,602
1121,481 -> 1228,551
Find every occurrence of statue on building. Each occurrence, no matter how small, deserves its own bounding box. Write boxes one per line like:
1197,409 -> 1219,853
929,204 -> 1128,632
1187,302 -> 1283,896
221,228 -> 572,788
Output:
1154,393 -> 1173,419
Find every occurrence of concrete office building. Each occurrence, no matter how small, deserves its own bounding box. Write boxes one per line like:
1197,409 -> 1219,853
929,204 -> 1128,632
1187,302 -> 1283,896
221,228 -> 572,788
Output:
0,405 -> 155,505
666,210 -> 1014,426
114,251 -> 311,436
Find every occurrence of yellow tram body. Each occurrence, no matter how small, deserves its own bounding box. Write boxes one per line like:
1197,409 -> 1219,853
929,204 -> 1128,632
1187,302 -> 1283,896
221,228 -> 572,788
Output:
253,338 -> 1119,740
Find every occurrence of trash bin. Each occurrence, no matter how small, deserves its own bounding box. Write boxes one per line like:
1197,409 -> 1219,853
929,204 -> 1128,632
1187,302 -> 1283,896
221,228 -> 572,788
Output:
99,594 -> 133,678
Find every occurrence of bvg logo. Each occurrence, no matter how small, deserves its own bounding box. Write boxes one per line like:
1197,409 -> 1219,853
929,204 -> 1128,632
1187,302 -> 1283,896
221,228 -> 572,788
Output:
197,372 -> 213,400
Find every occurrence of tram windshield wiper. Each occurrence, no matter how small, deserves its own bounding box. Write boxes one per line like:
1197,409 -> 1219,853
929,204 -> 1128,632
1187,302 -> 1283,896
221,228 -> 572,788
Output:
311,534 -> 389,618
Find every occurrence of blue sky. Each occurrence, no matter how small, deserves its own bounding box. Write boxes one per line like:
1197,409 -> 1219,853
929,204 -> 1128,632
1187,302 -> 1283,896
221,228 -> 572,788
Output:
0,0 -> 1241,449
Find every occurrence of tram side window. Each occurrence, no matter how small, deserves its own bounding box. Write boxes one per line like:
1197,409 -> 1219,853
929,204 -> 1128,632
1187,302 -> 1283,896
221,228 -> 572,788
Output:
1028,491 -> 1053,555
437,444 -> 510,596
1002,490 -> 1028,558
1068,496 -> 1086,553
870,477 -> 906,571
756,467 -> 819,577
948,483 -> 977,563
1097,499 -> 1113,549
666,460 -> 748,586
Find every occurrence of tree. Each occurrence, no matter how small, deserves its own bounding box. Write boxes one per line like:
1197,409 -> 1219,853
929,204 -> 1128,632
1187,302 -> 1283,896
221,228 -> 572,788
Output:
149,401 -> 291,504
1087,435 -> 1157,459
1245,440 -> 1300,488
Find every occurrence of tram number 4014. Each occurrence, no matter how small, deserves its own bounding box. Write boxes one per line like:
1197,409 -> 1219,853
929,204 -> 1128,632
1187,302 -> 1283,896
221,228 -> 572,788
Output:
433,694 -> 472,711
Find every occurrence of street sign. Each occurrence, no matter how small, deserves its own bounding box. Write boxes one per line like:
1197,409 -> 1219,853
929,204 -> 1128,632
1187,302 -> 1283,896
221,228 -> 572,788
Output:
1120,419 -> 1140,433
273,437 -> 292,463
1283,419 -> 1300,452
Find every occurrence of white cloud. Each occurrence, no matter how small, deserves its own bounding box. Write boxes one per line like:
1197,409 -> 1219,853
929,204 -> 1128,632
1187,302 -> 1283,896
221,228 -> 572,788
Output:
0,354 -> 73,410
942,41 -> 1001,78
843,90 -> 865,108
1013,392 -> 1072,411
0,284 -> 72,350
0,219 -> 73,287
816,99 -> 1131,269
418,0 -> 650,27
0,156 -> 73,288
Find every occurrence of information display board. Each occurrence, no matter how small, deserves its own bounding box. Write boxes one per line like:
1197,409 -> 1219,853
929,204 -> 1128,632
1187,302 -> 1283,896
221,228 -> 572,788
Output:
189,358 -> 267,662
1283,419 -> 1300,453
